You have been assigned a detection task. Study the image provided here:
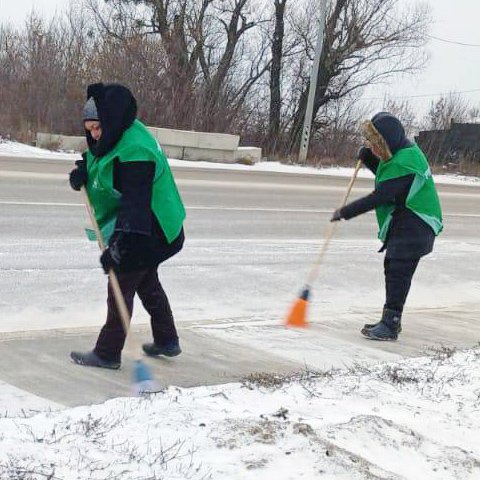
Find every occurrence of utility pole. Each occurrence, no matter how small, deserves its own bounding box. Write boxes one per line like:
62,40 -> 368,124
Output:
298,0 -> 328,164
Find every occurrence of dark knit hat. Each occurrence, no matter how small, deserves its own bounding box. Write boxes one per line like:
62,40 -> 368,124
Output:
83,97 -> 99,121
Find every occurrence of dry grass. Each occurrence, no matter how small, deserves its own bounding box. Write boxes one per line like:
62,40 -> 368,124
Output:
432,159 -> 480,177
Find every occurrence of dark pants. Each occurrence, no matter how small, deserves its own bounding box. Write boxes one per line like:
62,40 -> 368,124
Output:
384,258 -> 420,313
94,268 -> 178,361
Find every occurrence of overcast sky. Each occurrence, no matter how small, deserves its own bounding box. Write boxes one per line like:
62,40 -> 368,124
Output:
361,0 -> 480,119
0,0 -> 479,120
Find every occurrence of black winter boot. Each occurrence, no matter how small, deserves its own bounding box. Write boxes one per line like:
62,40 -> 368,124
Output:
70,350 -> 121,369
142,340 -> 181,357
362,309 -> 402,335
361,308 -> 402,341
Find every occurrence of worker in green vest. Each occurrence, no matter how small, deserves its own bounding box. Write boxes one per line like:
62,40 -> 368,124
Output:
69,83 -> 186,368
331,112 -> 443,341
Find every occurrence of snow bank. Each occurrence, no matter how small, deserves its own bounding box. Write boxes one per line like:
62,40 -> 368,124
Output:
0,138 -> 79,160
1,140 -> 478,186
1,347 -> 479,479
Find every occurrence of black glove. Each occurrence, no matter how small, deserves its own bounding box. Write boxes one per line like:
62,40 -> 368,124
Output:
69,158 -> 88,191
357,146 -> 378,164
330,209 -> 343,222
99,239 -> 123,274
100,232 -> 152,274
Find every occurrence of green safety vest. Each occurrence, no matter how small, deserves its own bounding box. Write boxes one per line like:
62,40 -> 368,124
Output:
375,144 -> 443,241
85,119 -> 185,244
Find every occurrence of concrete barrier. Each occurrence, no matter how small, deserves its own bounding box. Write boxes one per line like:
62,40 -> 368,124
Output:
234,146 -> 262,164
36,133 -> 86,153
36,126 -> 261,164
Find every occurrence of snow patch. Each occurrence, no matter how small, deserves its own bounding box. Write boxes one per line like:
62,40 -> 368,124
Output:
1,348 -> 480,479
0,140 -> 478,186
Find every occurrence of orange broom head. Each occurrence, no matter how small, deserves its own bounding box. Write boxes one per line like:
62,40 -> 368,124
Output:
285,287 -> 310,328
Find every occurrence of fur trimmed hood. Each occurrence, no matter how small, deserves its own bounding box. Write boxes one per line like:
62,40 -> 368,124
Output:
362,112 -> 413,160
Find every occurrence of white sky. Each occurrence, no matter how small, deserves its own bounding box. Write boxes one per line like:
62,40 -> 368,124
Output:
0,0 -> 479,118
361,0 -> 480,118
0,0 -> 67,25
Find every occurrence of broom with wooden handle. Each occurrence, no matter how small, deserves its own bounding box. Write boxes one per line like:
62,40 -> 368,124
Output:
80,187 -> 131,334
80,186 -> 158,394
285,159 -> 363,327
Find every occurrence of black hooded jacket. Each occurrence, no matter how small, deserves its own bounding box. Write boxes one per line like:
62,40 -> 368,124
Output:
85,83 -> 184,271
85,83 -> 137,157
340,112 -> 435,259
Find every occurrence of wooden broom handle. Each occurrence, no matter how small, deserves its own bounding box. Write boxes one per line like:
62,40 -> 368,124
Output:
80,187 -> 131,336
339,159 -> 363,209
305,159 -> 362,286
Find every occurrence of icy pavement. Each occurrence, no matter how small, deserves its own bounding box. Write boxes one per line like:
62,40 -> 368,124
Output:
0,380 -> 62,418
0,237 -> 478,338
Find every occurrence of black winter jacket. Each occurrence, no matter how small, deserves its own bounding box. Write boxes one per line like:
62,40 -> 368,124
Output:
86,83 -> 184,270
341,114 -> 436,259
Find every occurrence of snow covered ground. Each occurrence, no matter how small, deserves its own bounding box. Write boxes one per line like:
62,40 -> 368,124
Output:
1,138 -> 479,186
1,139 -> 479,479
1,347 -> 480,479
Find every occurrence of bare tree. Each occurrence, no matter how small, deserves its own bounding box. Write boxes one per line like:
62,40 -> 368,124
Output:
0,10 -> 96,139
424,93 -> 472,130
89,0 -> 269,131
286,0 -> 430,154
266,0 -> 287,153
382,98 -> 417,138
0,0 -> 435,168
0,25 -> 20,136
307,93 -> 369,165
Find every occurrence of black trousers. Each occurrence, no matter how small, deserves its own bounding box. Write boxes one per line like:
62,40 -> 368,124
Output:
384,257 -> 420,313
94,268 -> 178,361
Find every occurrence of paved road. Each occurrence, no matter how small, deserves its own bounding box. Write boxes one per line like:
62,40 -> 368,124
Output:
0,155 -> 479,406
1,155 -> 478,240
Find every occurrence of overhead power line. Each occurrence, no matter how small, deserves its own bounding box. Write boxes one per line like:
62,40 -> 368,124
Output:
361,88 -> 480,101
364,0 -> 480,48
427,34 -> 480,48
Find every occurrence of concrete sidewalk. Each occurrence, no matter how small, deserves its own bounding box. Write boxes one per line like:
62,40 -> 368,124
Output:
0,325 -> 302,407
1,301 -> 479,409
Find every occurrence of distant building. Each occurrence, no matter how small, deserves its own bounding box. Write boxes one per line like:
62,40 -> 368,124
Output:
415,121 -> 480,164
